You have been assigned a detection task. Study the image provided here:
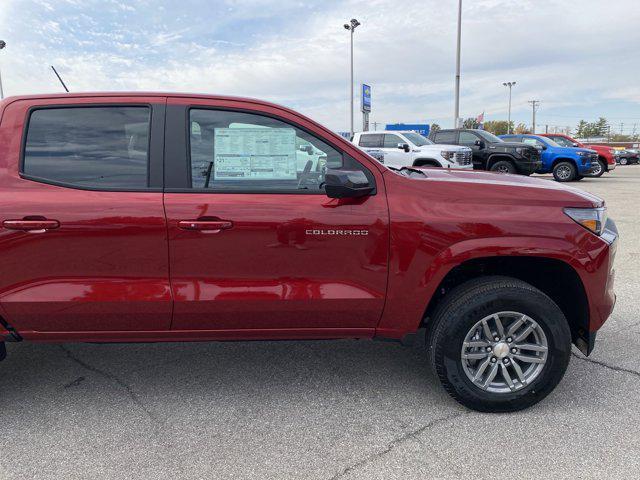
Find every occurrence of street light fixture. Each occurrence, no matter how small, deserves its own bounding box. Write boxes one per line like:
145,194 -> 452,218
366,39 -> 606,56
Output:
503,81 -> 516,134
344,18 -> 361,137
0,40 -> 6,100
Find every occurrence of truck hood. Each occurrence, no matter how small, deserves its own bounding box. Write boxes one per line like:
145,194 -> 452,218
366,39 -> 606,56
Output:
554,146 -> 595,156
386,167 -> 603,208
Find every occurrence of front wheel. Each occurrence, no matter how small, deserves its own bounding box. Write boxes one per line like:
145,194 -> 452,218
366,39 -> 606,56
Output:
489,160 -> 516,174
587,158 -> 606,177
620,157 -> 628,165
428,276 -> 571,412
553,161 -> 577,182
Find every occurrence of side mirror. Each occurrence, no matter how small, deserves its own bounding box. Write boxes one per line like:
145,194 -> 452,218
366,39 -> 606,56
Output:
474,139 -> 485,148
324,169 -> 374,199
398,143 -> 410,153
572,142 -> 579,147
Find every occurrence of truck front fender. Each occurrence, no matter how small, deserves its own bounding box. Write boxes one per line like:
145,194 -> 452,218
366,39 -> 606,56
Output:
376,235 -> 587,339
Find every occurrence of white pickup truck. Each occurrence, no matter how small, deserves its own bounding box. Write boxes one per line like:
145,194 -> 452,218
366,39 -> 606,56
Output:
352,130 -> 473,169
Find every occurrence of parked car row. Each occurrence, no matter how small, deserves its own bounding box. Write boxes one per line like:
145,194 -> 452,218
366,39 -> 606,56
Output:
352,128 -> 633,182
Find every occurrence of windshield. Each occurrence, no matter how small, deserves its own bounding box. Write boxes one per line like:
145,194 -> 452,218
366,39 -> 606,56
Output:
475,130 -> 503,143
537,136 -> 560,147
549,136 -> 575,147
402,132 -> 432,146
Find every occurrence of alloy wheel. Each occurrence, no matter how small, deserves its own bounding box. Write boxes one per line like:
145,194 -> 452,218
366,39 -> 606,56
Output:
460,311 -> 548,394
556,165 -> 572,180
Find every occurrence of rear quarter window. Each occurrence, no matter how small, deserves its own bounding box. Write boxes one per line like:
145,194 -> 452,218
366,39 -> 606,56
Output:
23,106 -> 151,189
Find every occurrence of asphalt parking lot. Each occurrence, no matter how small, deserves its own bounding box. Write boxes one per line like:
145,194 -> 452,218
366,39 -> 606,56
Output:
1,167 -> 639,480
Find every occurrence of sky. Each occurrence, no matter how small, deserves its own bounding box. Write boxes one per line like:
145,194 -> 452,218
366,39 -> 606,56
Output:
1,0 -> 640,134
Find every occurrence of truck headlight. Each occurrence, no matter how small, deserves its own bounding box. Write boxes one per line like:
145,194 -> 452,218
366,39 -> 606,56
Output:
564,207 -> 607,236
441,151 -> 454,160
576,151 -> 586,156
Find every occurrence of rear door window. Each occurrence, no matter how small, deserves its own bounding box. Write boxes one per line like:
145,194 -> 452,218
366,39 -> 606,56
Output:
23,106 -> 151,189
459,131 -> 478,145
433,131 -> 457,144
358,133 -> 383,148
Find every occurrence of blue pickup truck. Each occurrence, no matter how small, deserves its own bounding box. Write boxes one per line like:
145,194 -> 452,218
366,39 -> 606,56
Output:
499,134 -> 596,182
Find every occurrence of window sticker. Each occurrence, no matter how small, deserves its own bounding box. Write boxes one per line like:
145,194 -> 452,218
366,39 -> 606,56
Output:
213,127 -> 297,180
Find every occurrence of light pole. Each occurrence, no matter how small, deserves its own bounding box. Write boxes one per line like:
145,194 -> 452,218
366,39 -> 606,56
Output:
453,0 -> 462,128
502,81 -> 516,134
528,99 -> 540,134
344,18 -> 360,137
0,40 -> 6,100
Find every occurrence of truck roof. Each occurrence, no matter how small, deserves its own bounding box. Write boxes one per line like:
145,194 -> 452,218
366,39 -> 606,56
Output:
0,91 -> 296,115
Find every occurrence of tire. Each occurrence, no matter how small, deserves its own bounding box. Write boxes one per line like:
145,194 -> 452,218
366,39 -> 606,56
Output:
553,161 -> 577,182
620,157 -> 628,165
428,276 -> 571,413
587,158 -> 606,177
489,160 -> 516,174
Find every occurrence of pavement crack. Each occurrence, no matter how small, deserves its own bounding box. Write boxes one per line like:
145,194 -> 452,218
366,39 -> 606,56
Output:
328,412 -> 465,479
59,345 -> 157,422
572,351 -> 640,379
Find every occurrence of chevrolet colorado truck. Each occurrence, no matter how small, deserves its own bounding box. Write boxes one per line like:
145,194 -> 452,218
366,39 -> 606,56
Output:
0,93 -> 617,412
501,134 -> 596,182
429,128 -> 541,175
352,130 -> 473,169
540,133 -> 616,177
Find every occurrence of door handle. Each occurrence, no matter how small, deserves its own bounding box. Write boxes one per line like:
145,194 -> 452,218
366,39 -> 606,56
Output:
3,219 -> 60,232
178,220 -> 233,232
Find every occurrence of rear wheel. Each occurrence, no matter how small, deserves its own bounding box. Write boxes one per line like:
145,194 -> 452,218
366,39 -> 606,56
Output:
588,158 -> 606,177
553,161 -> 577,182
428,276 -> 571,412
620,157 -> 628,165
489,160 -> 516,174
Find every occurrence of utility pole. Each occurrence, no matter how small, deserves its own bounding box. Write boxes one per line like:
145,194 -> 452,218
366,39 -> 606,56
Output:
344,19 -> 361,138
619,122 -> 624,136
372,121 -> 379,131
453,0 -> 462,128
502,81 -> 516,134
528,100 -> 540,134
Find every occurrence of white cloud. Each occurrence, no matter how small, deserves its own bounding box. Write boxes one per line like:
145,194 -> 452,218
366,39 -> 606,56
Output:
1,0 -> 639,132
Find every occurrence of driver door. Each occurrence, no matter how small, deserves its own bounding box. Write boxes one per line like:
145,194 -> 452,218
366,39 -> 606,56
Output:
163,98 -> 389,334
379,133 -> 408,167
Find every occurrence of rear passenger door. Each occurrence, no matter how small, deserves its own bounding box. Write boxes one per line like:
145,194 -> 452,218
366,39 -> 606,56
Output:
0,97 -> 171,335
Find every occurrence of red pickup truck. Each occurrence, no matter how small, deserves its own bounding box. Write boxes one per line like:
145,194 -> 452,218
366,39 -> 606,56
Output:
0,93 -> 617,412
540,133 -> 616,177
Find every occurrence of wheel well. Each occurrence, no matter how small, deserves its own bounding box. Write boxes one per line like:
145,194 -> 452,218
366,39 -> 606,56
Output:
552,157 -> 577,169
422,256 -> 588,347
487,155 -> 514,169
413,158 -> 441,167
